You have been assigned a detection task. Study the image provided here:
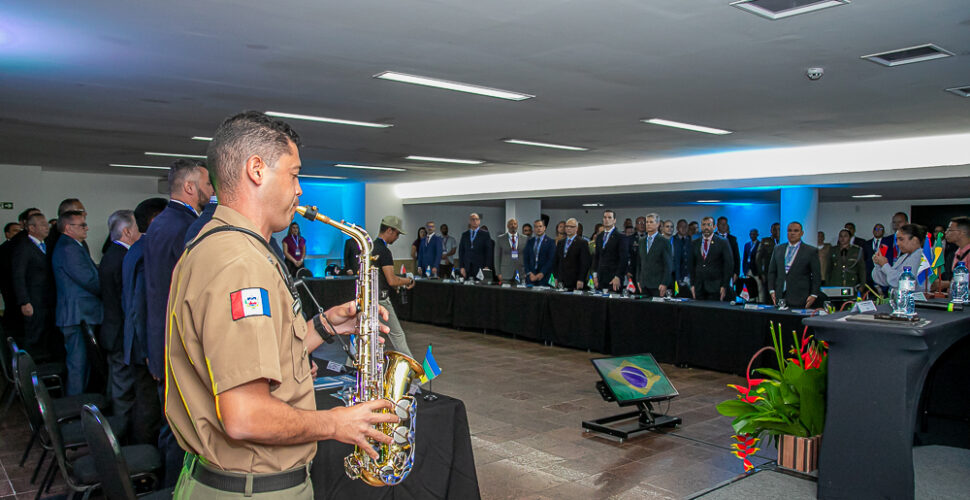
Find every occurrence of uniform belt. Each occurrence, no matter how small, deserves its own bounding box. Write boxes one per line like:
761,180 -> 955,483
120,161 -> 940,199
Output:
192,460 -> 310,494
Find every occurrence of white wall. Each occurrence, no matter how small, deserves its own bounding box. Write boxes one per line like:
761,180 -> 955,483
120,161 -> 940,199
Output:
0,164 -> 162,262
817,197 -> 970,244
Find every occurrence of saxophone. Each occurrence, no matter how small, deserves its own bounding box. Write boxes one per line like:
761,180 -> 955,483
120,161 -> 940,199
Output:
296,206 -> 424,487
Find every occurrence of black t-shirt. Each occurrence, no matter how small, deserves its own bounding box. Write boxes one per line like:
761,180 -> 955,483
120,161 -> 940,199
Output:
373,238 -> 394,299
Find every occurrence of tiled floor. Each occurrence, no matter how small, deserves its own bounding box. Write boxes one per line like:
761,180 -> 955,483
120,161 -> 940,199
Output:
0,320 -> 774,499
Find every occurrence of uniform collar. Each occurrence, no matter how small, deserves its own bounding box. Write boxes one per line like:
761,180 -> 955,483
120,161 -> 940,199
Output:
211,205 -> 267,240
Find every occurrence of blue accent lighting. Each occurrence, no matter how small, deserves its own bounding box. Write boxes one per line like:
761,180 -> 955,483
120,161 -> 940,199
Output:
275,179 -> 364,276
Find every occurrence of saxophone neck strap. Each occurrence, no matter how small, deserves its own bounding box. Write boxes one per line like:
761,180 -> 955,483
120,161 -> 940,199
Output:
186,224 -> 295,291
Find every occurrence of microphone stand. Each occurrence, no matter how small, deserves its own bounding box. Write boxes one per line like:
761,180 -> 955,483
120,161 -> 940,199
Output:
292,276 -> 357,369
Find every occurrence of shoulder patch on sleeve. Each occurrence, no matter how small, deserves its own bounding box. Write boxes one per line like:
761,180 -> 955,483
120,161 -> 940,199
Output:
230,288 -> 271,320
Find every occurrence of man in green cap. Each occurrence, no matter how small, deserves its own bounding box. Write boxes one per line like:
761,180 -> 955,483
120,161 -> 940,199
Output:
373,215 -> 414,357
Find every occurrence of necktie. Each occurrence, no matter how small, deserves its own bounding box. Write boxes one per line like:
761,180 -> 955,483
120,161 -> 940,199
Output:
702,238 -> 709,259
564,237 -> 573,256
511,234 -> 516,248
646,234 -> 654,252
535,238 -> 541,264
471,229 -> 477,243
603,229 -> 611,247
785,244 -> 797,273
39,242 -> 46,254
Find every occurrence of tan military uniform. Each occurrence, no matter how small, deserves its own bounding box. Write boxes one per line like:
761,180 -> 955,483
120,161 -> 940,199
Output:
165,205 -> 315,476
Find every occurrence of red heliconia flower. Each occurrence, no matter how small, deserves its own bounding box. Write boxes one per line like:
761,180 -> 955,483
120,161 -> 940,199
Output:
728,371 -> 765,404
731,434 -> 761,472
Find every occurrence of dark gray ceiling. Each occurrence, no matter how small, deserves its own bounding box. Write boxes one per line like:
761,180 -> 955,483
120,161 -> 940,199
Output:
1,1 -> 969,186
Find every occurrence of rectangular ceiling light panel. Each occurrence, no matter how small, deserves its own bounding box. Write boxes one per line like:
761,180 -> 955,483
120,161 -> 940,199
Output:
944,86 -> 970,98
405,155 -> 484,165
265,111 -> 392,128
730,0 -> 850,20
643,118 -> 733,135
861,44 -> 954,67
503,139 -> 589,151
374,71 -> 534,101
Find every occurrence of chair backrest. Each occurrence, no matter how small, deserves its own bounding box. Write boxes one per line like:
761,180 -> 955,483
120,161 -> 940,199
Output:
1,331 -> 15,384
14,350 -> 46,433
81,404 -> 137,500
33,372 -> 86,492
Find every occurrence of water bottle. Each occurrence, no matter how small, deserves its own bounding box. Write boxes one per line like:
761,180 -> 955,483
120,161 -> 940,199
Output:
951,262 -> 969,304
895,266 -> 916,318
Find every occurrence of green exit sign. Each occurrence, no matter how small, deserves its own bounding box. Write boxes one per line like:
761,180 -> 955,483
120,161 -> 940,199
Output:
0,202 -> 13,210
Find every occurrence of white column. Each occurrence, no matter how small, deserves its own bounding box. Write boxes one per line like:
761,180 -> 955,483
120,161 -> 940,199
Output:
505,199 -> 541,230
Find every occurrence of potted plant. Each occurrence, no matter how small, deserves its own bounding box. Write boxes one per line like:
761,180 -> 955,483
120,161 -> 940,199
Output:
716,322 -> 827,473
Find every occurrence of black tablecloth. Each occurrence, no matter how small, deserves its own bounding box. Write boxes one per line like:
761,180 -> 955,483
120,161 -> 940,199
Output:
805,304 -> 970,500
312,389 -> 481,499
307,279 -> 814,375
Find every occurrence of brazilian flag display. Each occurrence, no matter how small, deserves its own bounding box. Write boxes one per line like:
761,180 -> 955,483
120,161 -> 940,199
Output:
592,354 -> 678,403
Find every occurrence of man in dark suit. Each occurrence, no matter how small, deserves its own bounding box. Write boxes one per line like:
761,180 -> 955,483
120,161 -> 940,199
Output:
52,210 -> 102,395
144,158 -> 212,381
416,221 -> 444,277
592,209 -> 629,292
844,222 -> 867,248
863,223 -> 885,288
754,235 -> 777,303
671,219 -> 692,294
121,198 -> 167,445
882,212 -> 909,266
767,221 -> 822,309
716,216 -> 741,297
46,198 -> 90,261
690,216 -> 734,301
627,216 -> 647,281
494,219 -> 525,283
143,159 -> 211,487
553,218 -> 590,290
11,212 -> 52,354
458,212 -> 493,279
742,229 -> 760,277
1,221 -> 23,336
524,219 -> 555,286
634,214 -> 673,297
100,210 -> 141,422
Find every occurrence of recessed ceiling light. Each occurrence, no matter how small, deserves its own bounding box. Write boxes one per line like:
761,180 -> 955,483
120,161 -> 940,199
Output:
191,136 -> 213,141
582,203 -> 604,207
861,43 -> 954,67
406,155 -> 484,165
298,174 -> 348,180
730,0 -> 850,20
265,111 -> 392,128
145,152 -> 207,159
503,139 -> 589,151
333,163 -> 407,172
696,200 -> 722,203
851,194 -> 882,199
109,164 -> 170,170
374,71 -> 534,101
643,118 -> 733,135
944,86 -> 970,98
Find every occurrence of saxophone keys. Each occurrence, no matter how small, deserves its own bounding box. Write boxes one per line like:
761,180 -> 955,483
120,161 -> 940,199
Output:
392,426 -> 409,444
394,398 -> 412,420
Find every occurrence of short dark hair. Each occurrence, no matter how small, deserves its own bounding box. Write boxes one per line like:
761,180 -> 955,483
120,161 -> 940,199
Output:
717,216 -> 728,223
18,207 -> 40,224
788,221 -> 803,231
844,222 -> 856,230
771,222 -> 780,228
4,222 -> 19,234
207,111 -> 302,198
950,216 -> 970,236
603,209 -> 616,218
894,212 -> 909,221
58,210 -> 84,229
57,198 -> 81,216
522,223 -> 532,229
134,197 -> 169,233
898,223 -> 926,245
689,220 -> 699,226
167,158 -> 206,195
26,213 -> 46,227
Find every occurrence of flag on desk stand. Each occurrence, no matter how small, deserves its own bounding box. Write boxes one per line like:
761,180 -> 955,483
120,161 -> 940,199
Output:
419,344 -> 442,401
928,233 -> 945,286
548,274 -> 556,287
674,281 -> 680,296
514,270 -> 520,284
917,237 -> 932,286
476,268 -> 484,281
400,264 -> 407,275
740,285 -> 750,302
587,274 -> 595,289
626,278 -> 637,294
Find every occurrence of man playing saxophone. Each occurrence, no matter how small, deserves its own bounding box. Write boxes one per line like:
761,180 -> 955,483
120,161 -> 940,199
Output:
165,111 -> 398,499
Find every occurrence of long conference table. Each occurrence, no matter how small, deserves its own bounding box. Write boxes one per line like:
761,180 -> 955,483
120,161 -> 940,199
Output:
302,277 -> 810,375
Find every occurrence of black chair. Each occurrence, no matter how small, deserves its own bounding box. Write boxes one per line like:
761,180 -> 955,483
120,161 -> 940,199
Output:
81,404 -> 173,499
13,349 -> 110,484
1,330 -> 18,416
7,336 -> 64,398
80,321 -> 109,387
33,374 -> 162,500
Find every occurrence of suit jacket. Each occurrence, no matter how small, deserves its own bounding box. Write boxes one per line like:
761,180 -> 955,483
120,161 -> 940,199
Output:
0,239 -> 21,329
719,233 -> 741,277
627,232 -> 646,279
671,234 -> 692,282
98,242 -> 127,353
592,228 -> 629,285
635,233 -> 673,290
184,199 -> 218,245
523,235 -> 555,284
862,237 -> 881,285
494,232 -> 526,282
767,242 -> 822,308
755,237 -> 776,279
52,235 -> 102,327
689,236 -> 734,294
343,238 -> 362,273
416,234 -> 444,274
144,200 -> 197,377
458,228 -> 493,277
122,240 -> 148,365
11,236 -> 54,310
742,239 -> 760,277
553,236 -> 591,290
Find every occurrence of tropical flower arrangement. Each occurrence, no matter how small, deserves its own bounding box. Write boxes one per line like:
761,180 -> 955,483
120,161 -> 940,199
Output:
716,322 -> 828,471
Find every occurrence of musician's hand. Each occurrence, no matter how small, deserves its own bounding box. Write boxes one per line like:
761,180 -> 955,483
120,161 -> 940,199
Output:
310,360 -> 319,378
325,301 -> 391,335
329,400 -> 399,459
